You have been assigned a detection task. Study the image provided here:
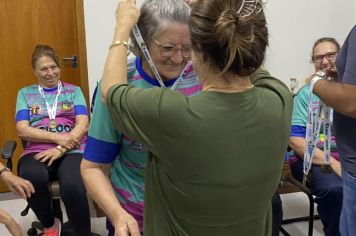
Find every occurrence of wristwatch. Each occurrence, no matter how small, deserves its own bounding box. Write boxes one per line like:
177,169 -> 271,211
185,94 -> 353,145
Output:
0,167 -> 11,177
56,145 -> 64,154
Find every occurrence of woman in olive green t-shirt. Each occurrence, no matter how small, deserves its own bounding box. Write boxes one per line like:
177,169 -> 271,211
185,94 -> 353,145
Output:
83,0 -> 293,235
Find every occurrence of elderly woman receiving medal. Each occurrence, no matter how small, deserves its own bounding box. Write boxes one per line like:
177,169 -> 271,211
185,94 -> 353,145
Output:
15,44 -> 91,236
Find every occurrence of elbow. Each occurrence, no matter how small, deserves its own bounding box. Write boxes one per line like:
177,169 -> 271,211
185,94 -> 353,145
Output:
101,94 -> 107,104
16,127 -> 28,140
288,137 -> 302,152
343,105 -> 356,119
288,138 -> 297,150
17,131 -> 27,140
101,85 -> 108,104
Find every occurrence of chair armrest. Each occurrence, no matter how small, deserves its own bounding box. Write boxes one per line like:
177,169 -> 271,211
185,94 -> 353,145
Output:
284,171 -> 312,195
1,140 -> 17,160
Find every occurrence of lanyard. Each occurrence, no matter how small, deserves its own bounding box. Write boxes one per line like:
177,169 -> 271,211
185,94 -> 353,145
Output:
132,24 -> 190,91
303,73 -> 333,182
38,82 -> 62,124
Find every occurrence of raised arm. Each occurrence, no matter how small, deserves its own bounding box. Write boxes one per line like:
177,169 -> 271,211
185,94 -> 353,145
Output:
313,80 -> 356,118
101,0 -> 140,101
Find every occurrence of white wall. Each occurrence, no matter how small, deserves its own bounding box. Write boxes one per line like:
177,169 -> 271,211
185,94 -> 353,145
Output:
83,0 -> 144,98
84,0 -> 356,99
264,0 -> 356,91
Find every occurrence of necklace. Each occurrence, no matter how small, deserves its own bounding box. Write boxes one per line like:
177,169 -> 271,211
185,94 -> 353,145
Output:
203,84 -> 254,92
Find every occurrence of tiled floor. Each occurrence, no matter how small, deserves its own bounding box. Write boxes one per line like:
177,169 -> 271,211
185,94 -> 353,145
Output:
0,192 -> 324,236
280,192 -> 324,236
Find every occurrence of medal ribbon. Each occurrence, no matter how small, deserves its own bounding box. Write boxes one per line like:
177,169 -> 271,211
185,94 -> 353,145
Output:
303,72 -> 333,177
38,82 -> 62,123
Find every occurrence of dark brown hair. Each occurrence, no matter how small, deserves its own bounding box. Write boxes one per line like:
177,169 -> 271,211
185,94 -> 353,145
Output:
190,0 -> 268,76
311,37 -> 340,62
31,44 -> 60,69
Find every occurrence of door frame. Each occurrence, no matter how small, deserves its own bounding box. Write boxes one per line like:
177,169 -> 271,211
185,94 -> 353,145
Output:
76,0 -> 90,102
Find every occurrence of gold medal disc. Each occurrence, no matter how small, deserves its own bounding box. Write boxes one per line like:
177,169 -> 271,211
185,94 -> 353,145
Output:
49,119 -> 57,128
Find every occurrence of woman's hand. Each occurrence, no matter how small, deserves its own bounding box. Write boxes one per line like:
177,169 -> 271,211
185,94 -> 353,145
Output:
115,0 -> 140,34
35,148 -> 63,166
54,133 -> 80,150
114,210 -> 141,236
1,172 -> 35,199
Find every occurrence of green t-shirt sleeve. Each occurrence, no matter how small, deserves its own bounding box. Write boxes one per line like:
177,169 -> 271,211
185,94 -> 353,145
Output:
88,82 -> 121,143
106,84 -> 164,153
252,68 -> 293,110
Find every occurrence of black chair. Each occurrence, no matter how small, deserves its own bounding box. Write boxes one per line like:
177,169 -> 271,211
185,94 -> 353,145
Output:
279,170 -> 320,236
1,140 -> 100,236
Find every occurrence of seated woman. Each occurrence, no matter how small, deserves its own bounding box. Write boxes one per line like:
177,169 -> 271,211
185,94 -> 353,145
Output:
83,0 -> 292,235
288,37 -> 342,236
15,44 -> 90,236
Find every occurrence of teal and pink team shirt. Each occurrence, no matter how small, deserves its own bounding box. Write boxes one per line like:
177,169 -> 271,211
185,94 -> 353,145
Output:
288,84 -> 339,165
84,56 -> 201,231
16,82 -> 88,155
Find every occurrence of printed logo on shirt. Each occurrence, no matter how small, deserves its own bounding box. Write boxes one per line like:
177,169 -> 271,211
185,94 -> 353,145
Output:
61,102 -> 72,111
30,105 -> 41,115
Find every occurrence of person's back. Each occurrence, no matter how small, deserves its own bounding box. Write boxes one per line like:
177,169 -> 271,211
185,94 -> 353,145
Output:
141,69 -> 292,235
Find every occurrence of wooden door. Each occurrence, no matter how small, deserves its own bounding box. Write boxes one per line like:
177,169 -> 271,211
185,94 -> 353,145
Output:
0,0 -> 89,192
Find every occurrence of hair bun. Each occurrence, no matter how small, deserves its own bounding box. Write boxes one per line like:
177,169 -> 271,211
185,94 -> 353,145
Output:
218,9 -> 240,29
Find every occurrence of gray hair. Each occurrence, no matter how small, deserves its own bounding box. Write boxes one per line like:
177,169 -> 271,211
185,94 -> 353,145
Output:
130,0 -> 191,56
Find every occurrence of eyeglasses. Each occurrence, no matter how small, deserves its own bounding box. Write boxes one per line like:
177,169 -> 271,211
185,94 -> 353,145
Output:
313,52 -> 337,63
153,39 -> 191,58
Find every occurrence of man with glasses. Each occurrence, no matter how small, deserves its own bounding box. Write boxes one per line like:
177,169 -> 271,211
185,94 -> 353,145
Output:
288,37 -> 342,236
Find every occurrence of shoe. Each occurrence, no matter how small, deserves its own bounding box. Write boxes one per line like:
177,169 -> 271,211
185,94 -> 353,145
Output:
43,217 -> 61,236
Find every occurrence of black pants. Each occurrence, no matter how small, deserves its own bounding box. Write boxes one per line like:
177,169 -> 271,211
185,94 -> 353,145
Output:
18,152 -> 91,236
272,192 -> 283,236
290,159 -> 342,236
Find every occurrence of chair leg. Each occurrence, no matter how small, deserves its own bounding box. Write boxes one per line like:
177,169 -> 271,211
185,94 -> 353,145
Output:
280,226 -> 291,236
307,194 -> 314,236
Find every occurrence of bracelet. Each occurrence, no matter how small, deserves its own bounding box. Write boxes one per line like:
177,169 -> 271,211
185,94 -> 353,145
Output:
0,167 -> 10,177
56,145 -> 64,155
109,40 -> 128,50
310,73 -> 325,92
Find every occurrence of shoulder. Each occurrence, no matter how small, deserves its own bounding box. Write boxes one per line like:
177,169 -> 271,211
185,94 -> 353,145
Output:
62,82 -> 79,89
252,68 -> 292,99
295,84 -> 309,97
18,84 -> 38,94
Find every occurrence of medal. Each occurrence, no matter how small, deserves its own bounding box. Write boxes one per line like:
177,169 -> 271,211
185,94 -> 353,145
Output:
320,164 -> 332,174
49,119 -> 57,128
38,82 -> 62,130
303,172 -> 312,185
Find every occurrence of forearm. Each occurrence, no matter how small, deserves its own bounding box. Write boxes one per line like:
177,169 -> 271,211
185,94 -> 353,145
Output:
101,26 -> 130,101
313,79 -> 356,118
81,160 -> 126,222
69,116 -> 89,141
17,125 -> 56,144
289,137 -> 325,165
